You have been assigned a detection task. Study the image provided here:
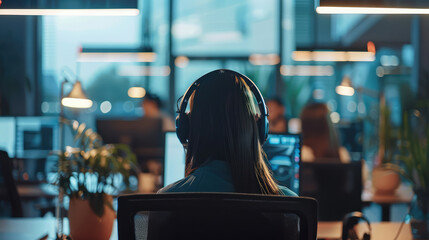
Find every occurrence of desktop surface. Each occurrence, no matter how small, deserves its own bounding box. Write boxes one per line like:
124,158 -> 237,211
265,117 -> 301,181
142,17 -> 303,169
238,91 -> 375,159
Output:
163,133 -> 301,194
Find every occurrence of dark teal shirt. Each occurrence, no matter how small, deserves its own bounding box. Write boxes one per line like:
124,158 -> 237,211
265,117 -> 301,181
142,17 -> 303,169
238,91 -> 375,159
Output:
159,159 -> 297,196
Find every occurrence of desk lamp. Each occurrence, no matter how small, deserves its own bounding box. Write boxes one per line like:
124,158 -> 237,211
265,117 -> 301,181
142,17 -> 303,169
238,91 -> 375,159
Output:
336,76 -> 356,96
57,69 -> 93,240
61,80 -> 93,108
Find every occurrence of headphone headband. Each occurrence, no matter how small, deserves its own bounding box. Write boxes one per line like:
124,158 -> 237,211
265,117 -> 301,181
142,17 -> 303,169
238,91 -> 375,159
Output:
176,69 -> 269,145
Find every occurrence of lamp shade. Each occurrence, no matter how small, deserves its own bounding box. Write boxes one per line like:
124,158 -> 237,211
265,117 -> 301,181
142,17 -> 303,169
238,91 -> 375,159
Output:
336,76 -> 355,96
128,87 -> 146,98
61,81 -> 93,108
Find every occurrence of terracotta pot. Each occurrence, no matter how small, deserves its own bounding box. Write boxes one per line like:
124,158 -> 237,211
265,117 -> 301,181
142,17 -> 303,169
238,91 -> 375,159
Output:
372,167 -> 401,195
68,196 -> 115,240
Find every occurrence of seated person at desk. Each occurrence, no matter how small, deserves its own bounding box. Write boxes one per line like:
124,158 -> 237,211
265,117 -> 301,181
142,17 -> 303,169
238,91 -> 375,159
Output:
142,92 -> 175,132
159,69 -> 296,196
300,103 -> 370,187
300,102 -> 351,163
140,93 -> 175,190
266,97 -> 288,134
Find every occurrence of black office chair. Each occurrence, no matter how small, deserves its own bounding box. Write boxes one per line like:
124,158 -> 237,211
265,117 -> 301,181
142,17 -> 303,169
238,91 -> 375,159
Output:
118,193 -> 318,240
0,150 -> 23,217
300,161 -> 362,221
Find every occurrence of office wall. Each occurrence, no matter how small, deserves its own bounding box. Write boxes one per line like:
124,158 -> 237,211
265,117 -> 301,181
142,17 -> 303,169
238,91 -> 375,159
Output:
0,16 -> 39,116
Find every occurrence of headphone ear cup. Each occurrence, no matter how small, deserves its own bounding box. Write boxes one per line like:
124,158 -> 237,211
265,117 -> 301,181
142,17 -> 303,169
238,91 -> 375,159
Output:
176,113 -> 190,144
264,116 -> 269,141
363,233 -> 370,240
257,116 -> 268,145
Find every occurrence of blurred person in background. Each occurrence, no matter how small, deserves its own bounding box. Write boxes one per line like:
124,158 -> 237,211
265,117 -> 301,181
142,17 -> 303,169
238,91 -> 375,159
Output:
300,102 -> 350,163
266,98 -> 288,134
140,93 -> 175,191
142,92 -> 175,132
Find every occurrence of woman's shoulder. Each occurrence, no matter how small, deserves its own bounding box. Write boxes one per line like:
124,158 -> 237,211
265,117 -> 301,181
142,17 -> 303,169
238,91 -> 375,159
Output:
278,185 -> 298,196
158,160 -> 235,194
158,175 -> 197,193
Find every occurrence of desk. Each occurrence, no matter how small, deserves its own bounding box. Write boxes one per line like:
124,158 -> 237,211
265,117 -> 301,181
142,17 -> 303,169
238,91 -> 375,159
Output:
362,184 -> 413,221
17,184 -> 58,199
0,218 -> 413,240
0,218 -> 117,240
318,221 -> 412,240
0,183 -> 58,200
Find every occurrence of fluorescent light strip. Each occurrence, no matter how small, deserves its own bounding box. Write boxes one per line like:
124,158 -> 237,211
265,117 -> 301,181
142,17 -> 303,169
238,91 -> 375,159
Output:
292,51 -> 375,62
78,52 -> 156,62
118,66 -> 170,76
280,65 -> 334,76
0,9 -> 139,16
316,6 -> 429,15
249,54 -> 280,66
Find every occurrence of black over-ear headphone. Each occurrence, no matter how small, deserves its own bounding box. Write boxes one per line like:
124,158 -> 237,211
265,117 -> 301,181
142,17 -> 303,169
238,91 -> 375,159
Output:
342,212 -> 371,240
175,69 -> 269,145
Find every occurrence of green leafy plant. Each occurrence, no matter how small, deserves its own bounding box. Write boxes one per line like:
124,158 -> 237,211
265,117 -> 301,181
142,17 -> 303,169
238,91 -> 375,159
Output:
386,111 -> 429,192
378,105 -> 400,165
56,119 -> 137,217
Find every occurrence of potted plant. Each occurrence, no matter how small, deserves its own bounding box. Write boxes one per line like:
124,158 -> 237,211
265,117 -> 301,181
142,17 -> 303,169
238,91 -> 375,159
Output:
56,119 -> 136,240
372,104 -> 401,194
386,109 -> 429,239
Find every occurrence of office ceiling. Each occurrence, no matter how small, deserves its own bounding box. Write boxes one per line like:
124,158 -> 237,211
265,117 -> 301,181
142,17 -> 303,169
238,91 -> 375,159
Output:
340,15 -> 413,47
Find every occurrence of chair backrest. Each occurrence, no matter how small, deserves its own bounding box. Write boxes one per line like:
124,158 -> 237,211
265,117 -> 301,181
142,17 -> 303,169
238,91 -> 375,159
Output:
300,161 -> 362,221
0,150 -> 23,217
118,193 -> 318,240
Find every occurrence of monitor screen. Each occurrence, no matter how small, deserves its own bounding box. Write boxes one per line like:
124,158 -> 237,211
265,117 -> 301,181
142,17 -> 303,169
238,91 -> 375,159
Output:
263,134 -> 301,195
163,133 -> 301,194
96,118 -> 163,148
0,117 -> 16,158
97,118 -> 164,164
163,132 -> 186,187
15,117 -> 59,159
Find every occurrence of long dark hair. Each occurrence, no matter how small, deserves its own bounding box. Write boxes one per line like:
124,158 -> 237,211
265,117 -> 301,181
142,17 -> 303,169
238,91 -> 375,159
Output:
300,102 -> 341,161
184,70 -> 281,195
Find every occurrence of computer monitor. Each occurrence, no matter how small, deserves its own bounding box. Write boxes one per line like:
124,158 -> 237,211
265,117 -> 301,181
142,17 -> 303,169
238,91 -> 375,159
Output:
0,117 -> 16,158
97,118 -> 163,147
15,117 -> 59,159
263,134 -> 301,195
162,133 -> 301,195
96,118 -> 164,161
163,132 -> 186,187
